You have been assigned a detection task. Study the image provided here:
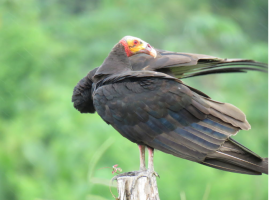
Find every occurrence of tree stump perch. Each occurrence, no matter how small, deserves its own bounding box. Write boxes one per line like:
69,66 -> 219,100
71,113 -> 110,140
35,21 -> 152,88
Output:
116,174 -> 160,200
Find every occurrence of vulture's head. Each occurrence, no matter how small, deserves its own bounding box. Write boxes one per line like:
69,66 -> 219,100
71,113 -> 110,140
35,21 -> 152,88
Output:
119,36 -> 157,58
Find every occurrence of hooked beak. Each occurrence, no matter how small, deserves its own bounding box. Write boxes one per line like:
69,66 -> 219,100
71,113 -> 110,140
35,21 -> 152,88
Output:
137,43 -> 157,58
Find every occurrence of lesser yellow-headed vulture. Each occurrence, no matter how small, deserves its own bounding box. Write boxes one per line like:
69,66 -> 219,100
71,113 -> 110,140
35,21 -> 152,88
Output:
72,36 -> 268,175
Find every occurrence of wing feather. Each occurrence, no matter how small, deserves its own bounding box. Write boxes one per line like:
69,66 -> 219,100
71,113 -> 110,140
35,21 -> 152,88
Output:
93,76 -> 267,174
129,51 -> 267,79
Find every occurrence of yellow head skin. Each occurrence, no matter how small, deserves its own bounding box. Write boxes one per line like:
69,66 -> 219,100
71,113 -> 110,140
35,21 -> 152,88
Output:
120,36 -> 157,58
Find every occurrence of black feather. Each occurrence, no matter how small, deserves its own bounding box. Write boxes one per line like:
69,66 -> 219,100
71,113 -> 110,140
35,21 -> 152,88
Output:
72,68 -> 98,113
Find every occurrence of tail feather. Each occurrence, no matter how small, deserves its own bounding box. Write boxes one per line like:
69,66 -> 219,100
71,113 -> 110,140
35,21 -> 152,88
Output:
226,138 -> 262,158
202,159 -> 262,175
204,138 -> 268,175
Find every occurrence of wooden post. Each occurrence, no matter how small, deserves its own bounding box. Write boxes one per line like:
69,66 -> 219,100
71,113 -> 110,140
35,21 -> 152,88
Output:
116,174 -> 160,200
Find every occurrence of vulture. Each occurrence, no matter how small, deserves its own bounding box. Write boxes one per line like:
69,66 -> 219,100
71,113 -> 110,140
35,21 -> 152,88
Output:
72,36 -> 268,176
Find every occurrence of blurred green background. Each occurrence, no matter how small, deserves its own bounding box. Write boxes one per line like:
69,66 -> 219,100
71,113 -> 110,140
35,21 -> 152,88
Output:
0,0 -> 268,199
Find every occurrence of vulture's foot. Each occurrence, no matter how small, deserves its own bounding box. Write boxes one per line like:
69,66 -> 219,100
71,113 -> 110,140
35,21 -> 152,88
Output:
112,169 -> 160,194
129,169 -> 160,193
111,170 -> 145,182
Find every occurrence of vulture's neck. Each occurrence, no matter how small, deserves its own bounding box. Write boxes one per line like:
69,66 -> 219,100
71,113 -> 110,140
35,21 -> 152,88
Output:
94,43 -> 132,81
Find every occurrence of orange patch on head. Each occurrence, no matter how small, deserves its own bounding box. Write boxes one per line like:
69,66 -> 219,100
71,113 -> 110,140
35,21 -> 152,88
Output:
119,39 -> 132,57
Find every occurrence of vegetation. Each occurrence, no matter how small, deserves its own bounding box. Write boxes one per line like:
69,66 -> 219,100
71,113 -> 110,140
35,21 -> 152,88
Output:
1,0 -> 267,199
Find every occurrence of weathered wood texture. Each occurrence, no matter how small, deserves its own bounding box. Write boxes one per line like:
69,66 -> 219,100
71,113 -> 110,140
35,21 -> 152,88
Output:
116,175 -> 160,200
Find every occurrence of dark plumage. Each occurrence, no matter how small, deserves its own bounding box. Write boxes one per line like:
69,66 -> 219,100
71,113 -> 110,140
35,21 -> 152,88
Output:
72,36 -> 268,175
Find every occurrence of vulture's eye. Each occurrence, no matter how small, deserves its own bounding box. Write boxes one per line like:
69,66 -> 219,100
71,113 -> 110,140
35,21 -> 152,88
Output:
133,40 -> 138,45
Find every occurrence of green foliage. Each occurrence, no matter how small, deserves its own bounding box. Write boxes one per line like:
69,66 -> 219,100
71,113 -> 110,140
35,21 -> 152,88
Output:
0,0 -> 267,199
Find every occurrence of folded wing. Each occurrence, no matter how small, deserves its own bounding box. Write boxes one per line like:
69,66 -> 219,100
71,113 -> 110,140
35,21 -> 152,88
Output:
93,75 -> 267,175
130,50 -> 267,79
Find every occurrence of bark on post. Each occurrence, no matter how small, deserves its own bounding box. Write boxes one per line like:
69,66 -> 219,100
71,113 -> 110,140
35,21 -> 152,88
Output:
116,174 -> 160,200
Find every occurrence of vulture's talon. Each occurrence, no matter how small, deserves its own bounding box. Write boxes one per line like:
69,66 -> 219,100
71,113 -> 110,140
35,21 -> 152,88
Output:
129,170 -> 159,193
130,173 -> 146,193
112,172 -> 133,182
112,170 -> 143,182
